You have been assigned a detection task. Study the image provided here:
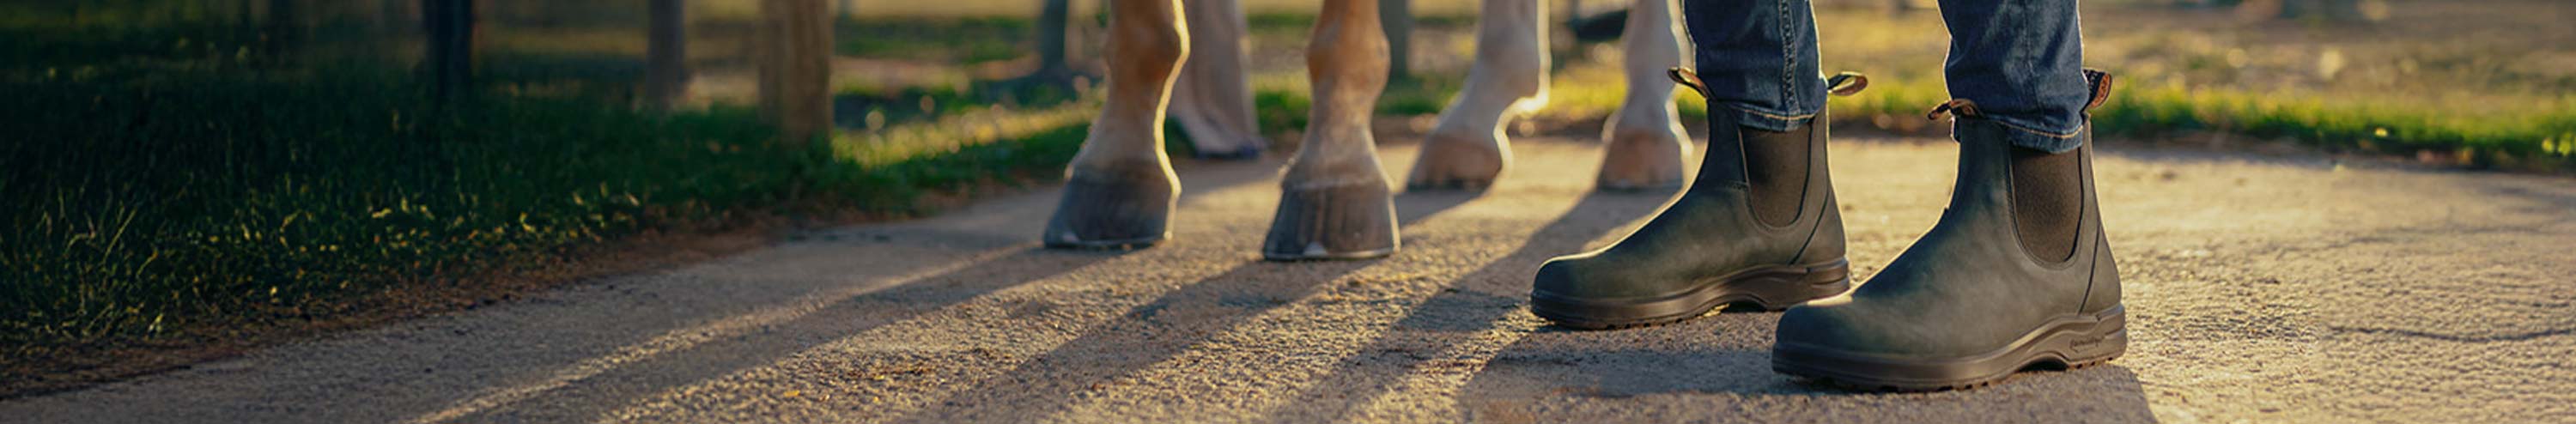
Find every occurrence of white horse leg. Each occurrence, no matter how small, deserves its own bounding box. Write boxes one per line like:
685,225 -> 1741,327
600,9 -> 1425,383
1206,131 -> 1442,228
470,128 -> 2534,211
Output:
1168,0 -> 1266,159
1406,0 -> 1547,191
1596,0 -> 1689,190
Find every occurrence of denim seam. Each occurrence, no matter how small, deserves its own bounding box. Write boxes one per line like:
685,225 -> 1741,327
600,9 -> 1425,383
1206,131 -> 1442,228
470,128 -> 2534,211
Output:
1777,0 -> 1797,114
1721,104 -> 1814,131
1963,116 -> 2089,153
1729,105 -> 1816,123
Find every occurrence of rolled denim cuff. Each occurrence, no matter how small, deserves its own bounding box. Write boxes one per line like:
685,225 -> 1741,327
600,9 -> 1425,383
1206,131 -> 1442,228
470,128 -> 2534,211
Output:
1978,115 -> 2087,153
1715,102 -> 1820,132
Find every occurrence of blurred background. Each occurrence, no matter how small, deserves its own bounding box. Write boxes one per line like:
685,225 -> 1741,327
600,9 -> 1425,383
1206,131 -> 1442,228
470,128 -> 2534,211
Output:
3,0 -> 2571,376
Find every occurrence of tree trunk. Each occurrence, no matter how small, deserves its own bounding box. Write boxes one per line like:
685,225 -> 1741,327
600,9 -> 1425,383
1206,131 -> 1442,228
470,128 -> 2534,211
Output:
645,0 -> 689,111
757,0 -> 835,144
1381,0 -> 1413,82
422,0 -> 475,100
1033,0 -> 1074,81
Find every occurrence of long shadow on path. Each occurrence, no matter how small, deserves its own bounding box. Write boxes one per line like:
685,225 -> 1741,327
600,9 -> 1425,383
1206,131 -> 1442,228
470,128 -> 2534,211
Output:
435,159 -> 1299,422
1244,185 -> 2157,422
1458,270 -> 2154,420
890,189 -> 1478,423
436,246 -> 1128,423
1460,334 -> 2154,422
1254,189 -> 1670,422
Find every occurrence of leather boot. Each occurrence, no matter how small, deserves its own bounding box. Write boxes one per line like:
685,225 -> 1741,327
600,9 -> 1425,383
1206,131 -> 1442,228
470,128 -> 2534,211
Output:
1527,71 -> 1866,330
1771,70 -> 2123,391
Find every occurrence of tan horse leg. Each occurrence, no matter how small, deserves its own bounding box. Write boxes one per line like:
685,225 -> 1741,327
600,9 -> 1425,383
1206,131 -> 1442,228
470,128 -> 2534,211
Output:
1040,0 -> 1190,249
1261,0 -> 1400,260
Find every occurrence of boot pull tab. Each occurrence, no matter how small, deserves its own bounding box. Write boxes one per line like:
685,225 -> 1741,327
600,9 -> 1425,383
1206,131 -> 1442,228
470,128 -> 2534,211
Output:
1667,67 -> 1709,99
1827,72 -> 1869,96
1926,99 -> 1981,121
1928,70 -> 2115,120
2081,68 -> 2115,113
1670,69 -> 1868,99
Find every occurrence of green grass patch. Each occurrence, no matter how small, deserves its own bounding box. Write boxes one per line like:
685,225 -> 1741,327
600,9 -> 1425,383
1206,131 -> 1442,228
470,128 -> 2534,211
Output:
827,96 -> 1097,207
0,69 -> 1096,348
834,16 -> 1033,65
1820,78 -> 2576,167
1370,62 -> 2576,169
2,70 -> 774,344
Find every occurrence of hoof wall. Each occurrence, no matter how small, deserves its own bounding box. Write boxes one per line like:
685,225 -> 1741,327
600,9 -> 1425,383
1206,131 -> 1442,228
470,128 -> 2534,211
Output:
1404,134 -> 1506,191
1042,167 -> 1177,250
1261,182 -> 1398,261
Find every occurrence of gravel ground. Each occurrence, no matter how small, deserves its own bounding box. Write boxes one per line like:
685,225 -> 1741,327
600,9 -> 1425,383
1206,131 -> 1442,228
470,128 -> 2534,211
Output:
4,135 -> 2571,423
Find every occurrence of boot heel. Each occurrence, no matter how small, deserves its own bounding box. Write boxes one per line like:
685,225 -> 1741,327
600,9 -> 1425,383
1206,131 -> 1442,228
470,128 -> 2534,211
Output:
2064,306 -> 2128,366
1740,259 -> 1851,311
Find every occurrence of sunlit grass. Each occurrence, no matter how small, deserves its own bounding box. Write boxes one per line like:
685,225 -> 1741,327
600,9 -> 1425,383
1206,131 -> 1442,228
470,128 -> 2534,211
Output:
0,69 -> 1103,347
2,70 -> 781,344
1834,77 -> 2576,167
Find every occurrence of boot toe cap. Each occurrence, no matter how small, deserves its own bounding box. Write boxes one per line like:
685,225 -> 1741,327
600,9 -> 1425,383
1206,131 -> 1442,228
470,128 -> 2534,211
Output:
1776,301 -> 1919,357
1529,254 -> 1594,299
1529,252 -> 1667,300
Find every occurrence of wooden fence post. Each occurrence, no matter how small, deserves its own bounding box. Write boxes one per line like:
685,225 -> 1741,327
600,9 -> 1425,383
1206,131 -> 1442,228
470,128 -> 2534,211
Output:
646,0 -> 690,111
758,0 -> 835,143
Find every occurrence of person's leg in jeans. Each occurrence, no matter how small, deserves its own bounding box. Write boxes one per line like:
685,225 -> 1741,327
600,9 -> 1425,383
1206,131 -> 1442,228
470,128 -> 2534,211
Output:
1679,0 -> 1826,132
1772,0 -> 2129,391
1527,0 -> 1859,330
1937,0 -> 2091,152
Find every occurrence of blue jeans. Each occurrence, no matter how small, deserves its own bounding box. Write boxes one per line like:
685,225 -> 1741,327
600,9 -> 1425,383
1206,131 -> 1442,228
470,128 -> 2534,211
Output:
1680,0 -> 2091,153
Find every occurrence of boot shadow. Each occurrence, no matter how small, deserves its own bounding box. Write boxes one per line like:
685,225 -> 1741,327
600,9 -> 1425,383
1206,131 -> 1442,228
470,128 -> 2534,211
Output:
1458,312 -> 2160,422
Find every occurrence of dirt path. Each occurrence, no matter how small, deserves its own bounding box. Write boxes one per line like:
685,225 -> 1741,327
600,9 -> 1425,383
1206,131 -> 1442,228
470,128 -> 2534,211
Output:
3,135 -> 2569,423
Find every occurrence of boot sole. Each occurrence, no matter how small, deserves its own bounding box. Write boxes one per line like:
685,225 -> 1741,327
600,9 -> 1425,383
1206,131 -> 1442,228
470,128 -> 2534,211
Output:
1530,259 -> 1851,330
1772,305 -> 2127,391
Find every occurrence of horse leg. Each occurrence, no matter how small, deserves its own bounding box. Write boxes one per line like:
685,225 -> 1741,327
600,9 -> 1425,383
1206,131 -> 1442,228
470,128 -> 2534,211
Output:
1261,0 -> 1400,260
1168,0 -> 1267,160
1040,0 -> 1190,249
1596,0 -> 1691,191
1405,0 -> 1547,191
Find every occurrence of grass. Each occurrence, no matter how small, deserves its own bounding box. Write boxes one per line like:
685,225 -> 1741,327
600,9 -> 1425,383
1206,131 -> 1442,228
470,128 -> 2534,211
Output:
835,16 -> 1034,65
1820,78 -> 2576,166
0,66 -> 1097,349
2086,85 -> 2576,165
1235,53 -> 2576,170
3,70 -> 747,343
